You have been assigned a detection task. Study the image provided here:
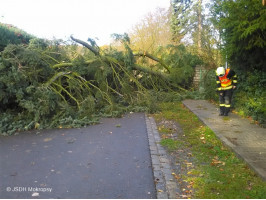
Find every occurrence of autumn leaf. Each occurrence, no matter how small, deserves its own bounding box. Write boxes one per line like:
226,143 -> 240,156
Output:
43,138 -> 52,142
211,156 -> 225,166
162,134 -> 168,139
32,192 -> 39,197
172,172 -> 180,179
35,122 -> 40,129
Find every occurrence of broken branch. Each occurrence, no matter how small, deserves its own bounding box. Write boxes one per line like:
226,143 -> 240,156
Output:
134,51 -> 170,73
70,35 -> 100,56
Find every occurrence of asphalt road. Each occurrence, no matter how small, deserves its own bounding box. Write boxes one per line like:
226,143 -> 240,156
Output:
0,112 -> 156,199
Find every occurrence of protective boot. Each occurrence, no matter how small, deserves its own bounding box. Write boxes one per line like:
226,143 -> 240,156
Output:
219,106 -> 225,116
224,107 -> 230,116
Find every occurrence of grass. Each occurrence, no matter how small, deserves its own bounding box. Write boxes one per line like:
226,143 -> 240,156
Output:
153,102 -> 266,199
160,138 -> 182,151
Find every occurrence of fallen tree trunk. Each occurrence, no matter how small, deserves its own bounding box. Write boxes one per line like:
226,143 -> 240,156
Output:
68,36 -> 188,91
134,51 -> 170,73
52,59 -> 100,69
132,64 -> 169,80
70,35 -> 100,56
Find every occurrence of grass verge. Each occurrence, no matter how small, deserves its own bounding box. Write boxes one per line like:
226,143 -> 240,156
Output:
152,102 -> 266,199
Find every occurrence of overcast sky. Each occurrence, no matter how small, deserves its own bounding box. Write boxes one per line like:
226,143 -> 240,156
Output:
0,0 -> 170,45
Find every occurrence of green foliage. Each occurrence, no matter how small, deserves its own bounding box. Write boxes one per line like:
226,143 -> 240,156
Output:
211,0 -> 265,71
0,45 -> 156,134
0,27 -> 201,135
110,33 -> 135,67
157,44 -> 203,88
208,0 -> 266,125
171,0 -> 192,43
200,69 -> 218,101
234,70 -> 266,125
0,23 -> 34,51
0,44 -> 54,110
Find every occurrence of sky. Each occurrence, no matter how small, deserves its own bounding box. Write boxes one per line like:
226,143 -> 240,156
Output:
0,0 -> 171,45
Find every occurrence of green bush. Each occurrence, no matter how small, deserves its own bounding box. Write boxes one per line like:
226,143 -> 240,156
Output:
234,70 -> 266,126
0,23 -> 34,51
200,69 -> 218,101
159,44 -> 203,88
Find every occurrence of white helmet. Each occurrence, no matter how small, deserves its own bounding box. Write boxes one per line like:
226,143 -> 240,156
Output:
216,66 -> 225,77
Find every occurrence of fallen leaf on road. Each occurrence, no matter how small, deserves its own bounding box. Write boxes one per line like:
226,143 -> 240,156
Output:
67,138 -> 76,144
32,192 -> 39,197
172,173 -> 180,180
43,138 -> 52,142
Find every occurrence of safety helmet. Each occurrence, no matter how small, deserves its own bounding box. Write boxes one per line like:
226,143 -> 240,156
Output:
216,66 -> 225,77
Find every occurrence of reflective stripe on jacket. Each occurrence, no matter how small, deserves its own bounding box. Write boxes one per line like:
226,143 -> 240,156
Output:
216,68 -> 237,91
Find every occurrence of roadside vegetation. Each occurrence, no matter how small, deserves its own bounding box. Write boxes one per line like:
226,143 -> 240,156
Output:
153,102 -> 266,199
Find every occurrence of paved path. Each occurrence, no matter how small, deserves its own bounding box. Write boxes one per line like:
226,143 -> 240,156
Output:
183,99 -> 266,181
0,113 -> 158,199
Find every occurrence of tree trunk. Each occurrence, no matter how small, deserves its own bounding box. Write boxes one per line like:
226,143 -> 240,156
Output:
70,35 -> 100,56
197,0 -> 202,54
133,51 -> 170,73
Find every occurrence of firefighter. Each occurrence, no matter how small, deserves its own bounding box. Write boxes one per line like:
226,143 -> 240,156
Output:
216,66 -> 237,116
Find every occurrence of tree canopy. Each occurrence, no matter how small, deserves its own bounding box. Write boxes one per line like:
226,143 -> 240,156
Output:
211,0 -> 266,71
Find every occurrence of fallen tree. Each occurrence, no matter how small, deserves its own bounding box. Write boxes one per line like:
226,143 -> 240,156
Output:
0,35 -> 200,135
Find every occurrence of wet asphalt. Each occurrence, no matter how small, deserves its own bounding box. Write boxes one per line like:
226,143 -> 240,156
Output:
0,112 -> 156,199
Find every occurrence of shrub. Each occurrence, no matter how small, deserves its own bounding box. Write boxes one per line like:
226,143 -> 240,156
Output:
234,70 -> 266,126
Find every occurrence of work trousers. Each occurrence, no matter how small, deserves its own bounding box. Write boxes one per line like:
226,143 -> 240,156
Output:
219,89 -> 233,115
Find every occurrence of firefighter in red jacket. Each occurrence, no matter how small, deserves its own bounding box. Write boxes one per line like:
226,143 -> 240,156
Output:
216,66 -> 237,116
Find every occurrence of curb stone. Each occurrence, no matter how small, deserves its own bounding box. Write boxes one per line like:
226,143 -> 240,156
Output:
145,114 -> 180,199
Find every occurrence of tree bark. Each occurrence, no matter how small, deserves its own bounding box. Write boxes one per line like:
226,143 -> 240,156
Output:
133,51 -> 170,73
70,35 -> 100,56
132,64 -> 170,80
197,0 -> 202,54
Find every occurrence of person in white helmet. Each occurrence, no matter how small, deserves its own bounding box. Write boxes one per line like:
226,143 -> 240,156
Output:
216,66 -> 237,116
